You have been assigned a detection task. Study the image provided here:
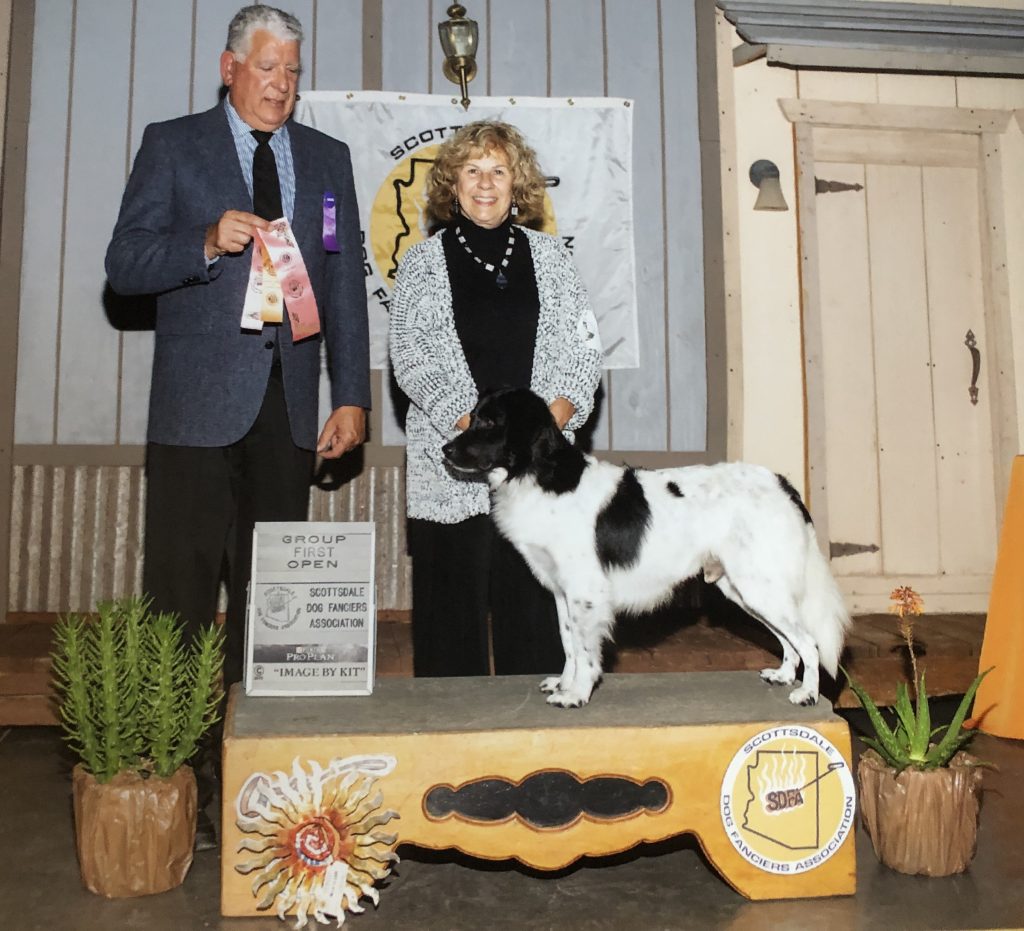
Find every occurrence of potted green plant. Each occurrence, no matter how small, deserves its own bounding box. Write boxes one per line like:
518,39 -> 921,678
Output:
844,586 -> 991,877
51,596 -> 224,897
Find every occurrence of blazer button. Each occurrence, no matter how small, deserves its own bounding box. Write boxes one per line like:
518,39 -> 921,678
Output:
182,275 -> 199,285
264,340 -> 274,349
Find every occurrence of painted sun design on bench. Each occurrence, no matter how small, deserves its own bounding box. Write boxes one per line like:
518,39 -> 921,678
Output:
235,756 -> 400,928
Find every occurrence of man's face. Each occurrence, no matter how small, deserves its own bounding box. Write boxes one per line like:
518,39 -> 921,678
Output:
220,29 -> 300,131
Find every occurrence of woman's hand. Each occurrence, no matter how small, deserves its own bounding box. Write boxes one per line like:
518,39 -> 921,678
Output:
549,397 -> 576,430
455,413 -> 471,431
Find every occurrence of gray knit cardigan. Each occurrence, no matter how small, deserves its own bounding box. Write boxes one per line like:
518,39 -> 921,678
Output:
389,227 -> 603,524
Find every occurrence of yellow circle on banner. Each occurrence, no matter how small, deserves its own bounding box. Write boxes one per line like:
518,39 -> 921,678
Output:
719,726 -> 856,875
369,144 -> 558,288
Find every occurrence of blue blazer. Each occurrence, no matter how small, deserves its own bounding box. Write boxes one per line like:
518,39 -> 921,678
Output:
105,104 -> 370,450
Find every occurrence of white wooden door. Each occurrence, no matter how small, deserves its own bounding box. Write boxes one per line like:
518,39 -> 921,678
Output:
811,136 -> 999,612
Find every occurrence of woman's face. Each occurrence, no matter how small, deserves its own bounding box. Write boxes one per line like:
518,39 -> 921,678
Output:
453,147 -> 513,229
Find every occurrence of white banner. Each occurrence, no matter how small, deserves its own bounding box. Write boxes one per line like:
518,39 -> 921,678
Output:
295,91 -> 638,370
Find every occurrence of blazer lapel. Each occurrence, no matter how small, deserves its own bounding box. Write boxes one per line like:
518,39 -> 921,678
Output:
192,105 -> 250,213
288,122 -> 318,240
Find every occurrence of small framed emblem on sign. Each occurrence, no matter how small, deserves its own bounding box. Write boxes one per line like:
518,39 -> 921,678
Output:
244,521 -> 376,696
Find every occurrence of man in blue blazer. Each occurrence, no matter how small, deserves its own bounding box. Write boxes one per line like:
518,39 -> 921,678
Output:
106,5 -> 369,690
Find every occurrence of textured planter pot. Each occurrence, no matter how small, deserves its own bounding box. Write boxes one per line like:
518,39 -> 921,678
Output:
857,750 -> 983,876
72,764 -> 197,897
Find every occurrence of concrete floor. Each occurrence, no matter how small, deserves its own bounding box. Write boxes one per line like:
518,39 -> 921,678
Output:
3,709 -> 1023,931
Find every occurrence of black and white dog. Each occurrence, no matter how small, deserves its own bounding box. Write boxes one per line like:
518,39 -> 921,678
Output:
442,388 -> 850,709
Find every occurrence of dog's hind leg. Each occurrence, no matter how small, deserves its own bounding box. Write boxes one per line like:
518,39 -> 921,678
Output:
715,574 -> 821,705
714,576 -> 797,684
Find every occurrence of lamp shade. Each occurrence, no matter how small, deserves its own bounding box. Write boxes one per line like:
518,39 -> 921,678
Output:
753,175 -> 788,211
749,159 -> 789,211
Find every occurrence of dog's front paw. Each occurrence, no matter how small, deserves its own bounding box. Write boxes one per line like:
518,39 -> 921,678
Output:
760,667 -> 796,686
539,676 -> 562,694
546,689 -> 590,709
788,685 -> 819,706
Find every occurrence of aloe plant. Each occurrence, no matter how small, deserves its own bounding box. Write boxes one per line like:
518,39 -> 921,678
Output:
51,596 -> 224,782
843,585 -> 992,772
844,668 -> 991,772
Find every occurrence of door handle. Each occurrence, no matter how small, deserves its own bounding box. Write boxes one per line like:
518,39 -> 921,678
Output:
965,330 -> 980,406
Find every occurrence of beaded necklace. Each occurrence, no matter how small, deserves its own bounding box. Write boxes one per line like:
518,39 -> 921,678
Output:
454,223 -> 516,289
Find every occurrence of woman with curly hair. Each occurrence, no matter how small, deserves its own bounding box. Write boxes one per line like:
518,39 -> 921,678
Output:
389,120 -> 602,678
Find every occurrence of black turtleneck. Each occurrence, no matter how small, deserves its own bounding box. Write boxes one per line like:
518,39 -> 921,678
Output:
443,215 -> 540,394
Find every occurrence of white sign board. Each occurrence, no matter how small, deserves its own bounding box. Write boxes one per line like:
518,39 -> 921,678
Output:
244,521 -> 376,696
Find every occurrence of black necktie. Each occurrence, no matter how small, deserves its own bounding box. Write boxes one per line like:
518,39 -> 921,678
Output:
251,129 -> 283,220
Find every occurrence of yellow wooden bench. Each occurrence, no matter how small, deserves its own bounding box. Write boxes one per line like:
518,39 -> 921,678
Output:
221,671 -> 856,921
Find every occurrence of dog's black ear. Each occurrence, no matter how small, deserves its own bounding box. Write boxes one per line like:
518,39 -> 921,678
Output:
529,405 -> 586,493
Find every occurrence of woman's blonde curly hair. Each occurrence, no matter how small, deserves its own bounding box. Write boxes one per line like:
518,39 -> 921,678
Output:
425,120 -> 547,228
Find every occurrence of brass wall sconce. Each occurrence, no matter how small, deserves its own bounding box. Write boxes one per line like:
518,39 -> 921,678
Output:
749,159 -> 789,211
438,3 -> 479,110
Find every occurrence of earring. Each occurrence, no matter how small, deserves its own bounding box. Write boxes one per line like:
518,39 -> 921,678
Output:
453,196 -> 461,215
510,199 -> 519,218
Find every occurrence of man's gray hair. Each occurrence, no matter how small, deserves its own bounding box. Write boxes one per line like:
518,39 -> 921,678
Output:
226,5 -> 303,58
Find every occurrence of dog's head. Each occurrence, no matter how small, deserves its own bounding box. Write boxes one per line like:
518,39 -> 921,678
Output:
442,388 -> 568,485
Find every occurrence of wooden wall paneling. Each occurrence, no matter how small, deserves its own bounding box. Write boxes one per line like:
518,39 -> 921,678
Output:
955,75 -> 1024,111
714,9 -> 743,460
0,0 -> 10,183
977,133 -> 1019,516
486,0 -> 547,97
876,72 -> 957,107
548,0 -> 610,451
378,0 -> 431,447
793,121 -> 827,530
661,0 -> 706,452
548,0 -> 603,95
117,1 -> 194,446
56,0 -> 133,445
812,127 -> 978,169
6,465 -> 23,610
604,0 -> 667,451
865,164 -> 940,575
310,1 -> 365,443
14,1 -> 73,444
733,63 -> 801,483
312,0 -> 363,90
814,161 -> 881,575
193,0 -> 243,112
921,165 -> 998,575
954,84 -> 1024,448
797,69 -> 877,104
309,465 -> 411,610
382,0 -> 430,92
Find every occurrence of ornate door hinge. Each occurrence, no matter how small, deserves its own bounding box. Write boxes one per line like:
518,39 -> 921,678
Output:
830,541 -> 880,558
815,178 -> 864,195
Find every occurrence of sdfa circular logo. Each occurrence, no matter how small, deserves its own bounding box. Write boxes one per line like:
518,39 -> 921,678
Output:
720,726 -> 855,874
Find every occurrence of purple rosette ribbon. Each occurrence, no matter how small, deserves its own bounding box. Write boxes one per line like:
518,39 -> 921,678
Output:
322,191 -> 338,252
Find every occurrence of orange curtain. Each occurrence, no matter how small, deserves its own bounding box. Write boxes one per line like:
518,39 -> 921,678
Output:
973,456 -> 1024,739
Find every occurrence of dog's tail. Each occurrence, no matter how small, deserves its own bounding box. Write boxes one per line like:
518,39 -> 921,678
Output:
801,530 -> 851,677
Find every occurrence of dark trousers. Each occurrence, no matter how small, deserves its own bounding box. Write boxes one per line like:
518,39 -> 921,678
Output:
407,515 -> 564,677
142,365 -> 314,688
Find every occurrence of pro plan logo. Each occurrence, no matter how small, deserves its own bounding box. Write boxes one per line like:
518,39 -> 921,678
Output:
257,585 -> 300,630
720,727 -> 855,875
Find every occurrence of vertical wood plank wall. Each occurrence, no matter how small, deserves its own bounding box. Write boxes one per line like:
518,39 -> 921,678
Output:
6,0 -> 708,613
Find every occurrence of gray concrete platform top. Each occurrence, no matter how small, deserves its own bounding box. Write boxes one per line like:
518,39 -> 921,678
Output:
228,671 -> 842,738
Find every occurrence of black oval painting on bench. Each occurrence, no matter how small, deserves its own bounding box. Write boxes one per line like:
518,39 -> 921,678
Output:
424,771 -> 670,829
